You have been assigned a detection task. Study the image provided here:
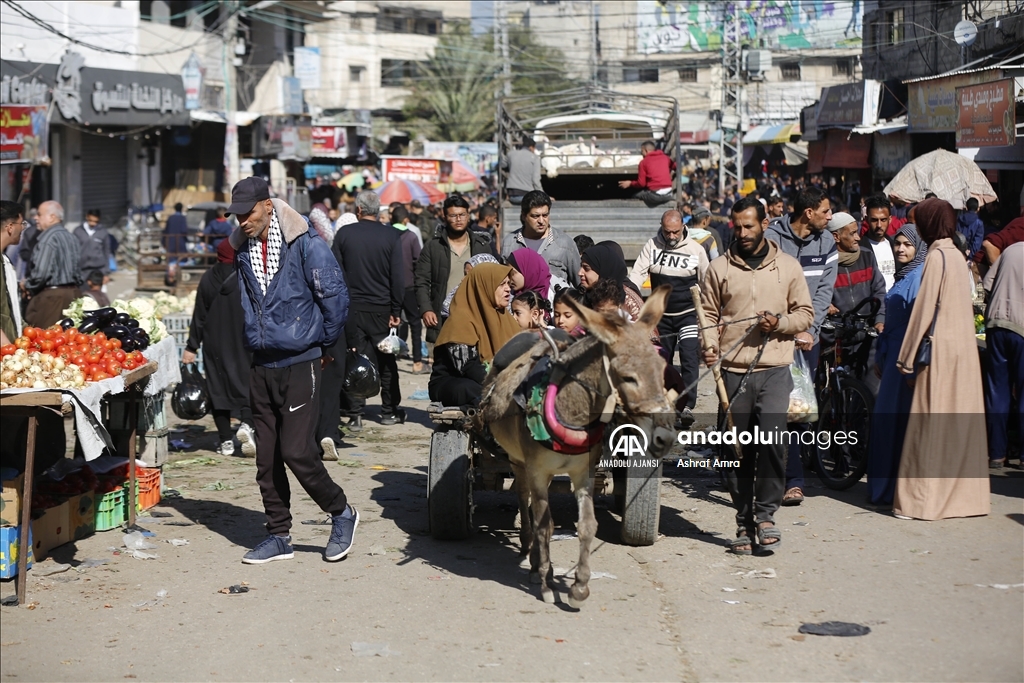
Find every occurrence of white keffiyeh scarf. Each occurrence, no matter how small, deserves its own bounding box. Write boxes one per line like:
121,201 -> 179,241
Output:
249,209 -> 283,295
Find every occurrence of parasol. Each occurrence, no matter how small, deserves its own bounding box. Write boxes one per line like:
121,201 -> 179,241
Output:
437,160 -> 482,193
376,178 -> 447,205
337,172 -> 365,191
883,149 -> 997,210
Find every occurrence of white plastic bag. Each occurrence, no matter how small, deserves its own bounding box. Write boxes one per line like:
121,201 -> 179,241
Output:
787,352 -> 818,423
377,329 -> 402,355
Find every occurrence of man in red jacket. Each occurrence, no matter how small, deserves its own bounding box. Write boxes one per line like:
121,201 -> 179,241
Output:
618,141 -> 675,207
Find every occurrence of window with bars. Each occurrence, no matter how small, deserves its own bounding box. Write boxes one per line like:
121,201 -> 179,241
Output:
381,60 -> 422,87
833,59 -> 854,77
678,67 -> 698,82
623,67 -> 659,83
780,64 -> 801,81
886,8 -> 905,44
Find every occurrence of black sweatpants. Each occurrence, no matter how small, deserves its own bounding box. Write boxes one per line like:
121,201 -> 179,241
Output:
658,310 -> 699,410
398,288 -> 423,363
721,365 -> 792,530
345,310 -> 401,417
316,333 -> 348,449
213,407 -> 254,443
251,360 -> 347,536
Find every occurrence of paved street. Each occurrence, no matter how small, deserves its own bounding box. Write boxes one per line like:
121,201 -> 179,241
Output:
2,313 -> 1021,681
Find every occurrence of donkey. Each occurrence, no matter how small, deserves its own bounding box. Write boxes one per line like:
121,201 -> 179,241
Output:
474,286 -> 676,607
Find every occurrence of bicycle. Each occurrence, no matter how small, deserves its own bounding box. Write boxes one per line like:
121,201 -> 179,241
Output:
806,297 -> 880,490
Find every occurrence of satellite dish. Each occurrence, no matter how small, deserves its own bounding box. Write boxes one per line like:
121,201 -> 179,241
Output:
954,20 -> 978,47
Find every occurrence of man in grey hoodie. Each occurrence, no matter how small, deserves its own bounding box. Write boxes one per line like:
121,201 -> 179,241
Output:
766,186 -> 838,506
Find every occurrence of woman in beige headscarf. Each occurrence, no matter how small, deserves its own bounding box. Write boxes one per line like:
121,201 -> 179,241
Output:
428,263 -> 521,406
894,198 -> 989,520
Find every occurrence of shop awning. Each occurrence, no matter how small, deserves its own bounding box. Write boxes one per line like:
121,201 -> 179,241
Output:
850,117 -> 908,136
742,122 -> 801,145
189,110 -> 261,126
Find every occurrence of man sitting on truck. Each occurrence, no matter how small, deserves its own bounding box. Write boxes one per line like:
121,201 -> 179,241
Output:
618,141 -> 675,207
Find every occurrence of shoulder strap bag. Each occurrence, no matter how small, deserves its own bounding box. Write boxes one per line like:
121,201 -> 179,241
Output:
914,249 -> 946,368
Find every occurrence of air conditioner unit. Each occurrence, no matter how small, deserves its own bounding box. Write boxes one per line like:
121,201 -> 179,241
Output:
745,50 -> 772,77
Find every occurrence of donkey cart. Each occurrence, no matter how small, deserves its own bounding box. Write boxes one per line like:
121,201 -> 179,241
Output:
426,403 -> 664,546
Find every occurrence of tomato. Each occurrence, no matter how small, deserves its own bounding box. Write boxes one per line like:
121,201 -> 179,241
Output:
70,354 -> 86,367
41,329 -> 55,341
0,344 -> 15,357
109,338 -> 121,349
40,339 -> 55,352
121,358 -> 137,370
92,371 -> 111,381
93,332 -> 107,343
53,334 -> 66,347
74,342 -> 90,355
113,349 -> 126,362
103,340 -> 115,351
105,360 -> 123,375
23,327 -> 38,340
85,351 -> 103,365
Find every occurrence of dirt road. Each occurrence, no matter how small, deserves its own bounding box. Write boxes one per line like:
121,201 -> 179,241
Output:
2,356 -> 1021,682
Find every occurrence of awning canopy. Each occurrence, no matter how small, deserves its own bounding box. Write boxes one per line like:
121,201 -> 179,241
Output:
189,110 -> 261,126
850,117 -> 908,136
742,122 -> 801,145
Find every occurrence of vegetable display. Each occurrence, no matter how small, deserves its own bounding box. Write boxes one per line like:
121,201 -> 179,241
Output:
63,295 -> 178,344
0,325 -> 148,389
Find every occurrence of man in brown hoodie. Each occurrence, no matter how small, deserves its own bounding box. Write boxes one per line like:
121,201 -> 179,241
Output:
701,196 -> 814,554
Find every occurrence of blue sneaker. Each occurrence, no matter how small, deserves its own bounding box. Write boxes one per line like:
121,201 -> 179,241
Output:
325,505 -> 359,561
241,535 -> 294,564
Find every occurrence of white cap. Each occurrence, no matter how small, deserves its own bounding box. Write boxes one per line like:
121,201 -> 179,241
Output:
827,211 -> 856,232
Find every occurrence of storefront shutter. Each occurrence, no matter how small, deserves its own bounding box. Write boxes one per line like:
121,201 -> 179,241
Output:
80,133 -> 129,227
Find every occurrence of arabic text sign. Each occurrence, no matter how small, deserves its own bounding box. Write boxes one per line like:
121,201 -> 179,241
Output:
423,142 -> 497,176
294,47 -> 321,90
311,126 -> 347,156
956,79 -> 1016,148
0,105 -> 49,163
908,71 -> 1000,133
382,157 -> 443,183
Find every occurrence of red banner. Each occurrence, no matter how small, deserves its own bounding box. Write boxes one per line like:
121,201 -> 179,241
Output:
382,156 -> 446,183
956,79 -> 1016,148
311,126 -> 347,156
1,105 -> 49,164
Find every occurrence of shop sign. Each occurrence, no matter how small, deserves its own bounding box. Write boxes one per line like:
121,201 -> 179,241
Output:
180,53 -> 204,111
423,142 -> 498,176
294,47 -> 321,90
253,115 -> 311,158
0,105 -> 49,164
281,76 -> 303,115
382,156 -> 444,183
908,70 -> 1000,133
817,81 -> 880,129
1,52 -> 189,126
872,130 -> 912,178
280,124 -> 312,160
801,103 -> 819,141
955,79 -> 1016,148
311,126 -> 347,156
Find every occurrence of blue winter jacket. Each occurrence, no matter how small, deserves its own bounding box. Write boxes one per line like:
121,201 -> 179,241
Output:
955,211 -> 984,259
229,199 -> 349,368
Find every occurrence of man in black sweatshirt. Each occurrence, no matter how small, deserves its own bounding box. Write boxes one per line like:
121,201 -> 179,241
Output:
333,190 -> 405,429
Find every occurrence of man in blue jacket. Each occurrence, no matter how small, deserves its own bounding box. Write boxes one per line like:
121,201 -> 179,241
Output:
226,177 -> 358,564
956,197 -> 985,260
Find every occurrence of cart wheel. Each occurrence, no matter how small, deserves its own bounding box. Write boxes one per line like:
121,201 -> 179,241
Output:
620,459 -> 662,546
428,428 -> 472,540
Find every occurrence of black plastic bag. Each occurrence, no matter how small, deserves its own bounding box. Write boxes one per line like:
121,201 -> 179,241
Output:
172,363 -> 210,420
344,351 -> 380,399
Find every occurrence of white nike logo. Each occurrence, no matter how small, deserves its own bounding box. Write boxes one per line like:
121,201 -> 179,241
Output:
289,403 -> 306,412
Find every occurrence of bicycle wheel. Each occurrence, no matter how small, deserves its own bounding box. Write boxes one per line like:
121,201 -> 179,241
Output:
815,377 -> 873,490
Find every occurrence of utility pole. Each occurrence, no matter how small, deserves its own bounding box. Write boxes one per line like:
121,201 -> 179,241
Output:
718,10 -> 743,198
223,1 -> 240,192
497,0 -> 512,97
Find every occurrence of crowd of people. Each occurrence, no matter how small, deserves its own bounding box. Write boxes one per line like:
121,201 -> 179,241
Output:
1,149 -> 1019,565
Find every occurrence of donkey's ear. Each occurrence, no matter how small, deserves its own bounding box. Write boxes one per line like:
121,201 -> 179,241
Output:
637,285 -> 670,331
563,295 -> 624,345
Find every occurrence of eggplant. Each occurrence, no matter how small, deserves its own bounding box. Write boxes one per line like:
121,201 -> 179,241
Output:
102,325 -> 130,340
133,328 -> 150,341
77,318 -> 100,334
124,318 -> 140,328
94,307 -> 118,325
58,317 -> 75,330
121,337 -> 137,352
114,312 -> 133,325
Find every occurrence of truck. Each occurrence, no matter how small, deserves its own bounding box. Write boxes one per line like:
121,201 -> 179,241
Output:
496,86 -> 682,261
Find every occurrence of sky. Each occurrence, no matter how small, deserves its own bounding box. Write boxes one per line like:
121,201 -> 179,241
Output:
471,0 -> 494,34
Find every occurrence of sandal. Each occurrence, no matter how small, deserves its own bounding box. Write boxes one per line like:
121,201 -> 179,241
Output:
782,487 -> 804,506
756,522 -> 782,549
727,528 -> 754,555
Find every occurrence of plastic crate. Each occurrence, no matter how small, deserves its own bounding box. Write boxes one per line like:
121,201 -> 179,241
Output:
162,312 -> 203,372
135,467 -> 161,511
95,487 -> 127,531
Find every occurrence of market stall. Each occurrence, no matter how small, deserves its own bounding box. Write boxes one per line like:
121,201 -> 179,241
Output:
0,300 -> 183,605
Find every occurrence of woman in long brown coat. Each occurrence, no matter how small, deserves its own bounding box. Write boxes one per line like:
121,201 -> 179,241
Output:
894,198 -> 989,520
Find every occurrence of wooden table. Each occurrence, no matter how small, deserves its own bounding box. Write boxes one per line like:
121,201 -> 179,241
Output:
0,361 -> 158,605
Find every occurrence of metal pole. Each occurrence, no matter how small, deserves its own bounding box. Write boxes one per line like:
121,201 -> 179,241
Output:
498,0 -> 512,97
223,1 -> 240,191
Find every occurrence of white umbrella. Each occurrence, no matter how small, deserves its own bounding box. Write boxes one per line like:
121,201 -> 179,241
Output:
883,149 -> 997,210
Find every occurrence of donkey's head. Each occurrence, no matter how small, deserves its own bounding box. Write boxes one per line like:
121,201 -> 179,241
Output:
565,285 -> 675,421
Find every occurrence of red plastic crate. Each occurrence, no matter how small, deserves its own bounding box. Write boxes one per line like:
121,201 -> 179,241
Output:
135,466 -> 161,511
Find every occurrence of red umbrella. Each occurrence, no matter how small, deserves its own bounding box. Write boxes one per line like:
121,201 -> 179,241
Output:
376,179 -> 446,205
